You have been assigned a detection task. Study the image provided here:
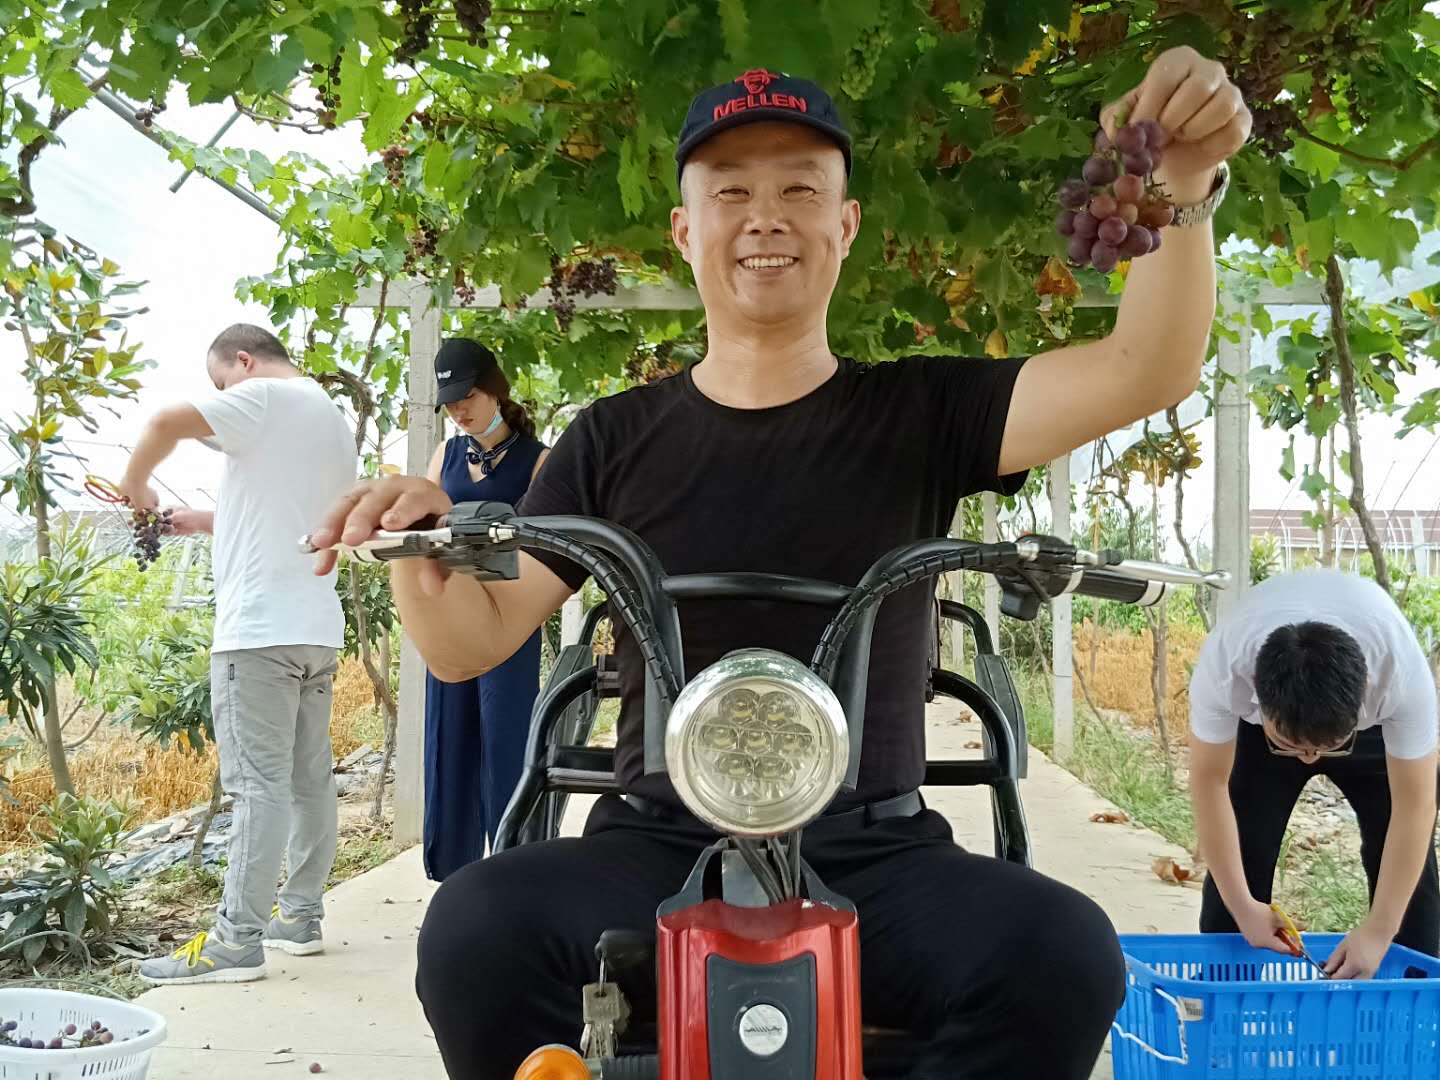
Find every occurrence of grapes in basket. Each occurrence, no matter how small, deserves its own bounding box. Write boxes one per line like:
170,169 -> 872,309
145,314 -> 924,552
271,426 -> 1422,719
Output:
0,1016 -> 120,1050
1056,120 -> 1176,273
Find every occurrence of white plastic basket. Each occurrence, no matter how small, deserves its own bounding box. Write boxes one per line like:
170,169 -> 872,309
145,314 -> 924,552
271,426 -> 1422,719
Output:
0,988 -> 167,1080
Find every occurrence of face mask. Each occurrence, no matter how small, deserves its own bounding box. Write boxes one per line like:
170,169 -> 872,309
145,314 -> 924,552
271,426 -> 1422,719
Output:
477,408 -> 504,438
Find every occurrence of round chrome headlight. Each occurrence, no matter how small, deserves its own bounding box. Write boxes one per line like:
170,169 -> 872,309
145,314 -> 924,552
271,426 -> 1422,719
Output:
665,649 -> 848,837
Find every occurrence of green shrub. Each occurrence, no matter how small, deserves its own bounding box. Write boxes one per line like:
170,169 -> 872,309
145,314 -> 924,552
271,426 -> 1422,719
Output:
0,794 -> 133,967
116,613 -> 214,752
0,531 -> 101,739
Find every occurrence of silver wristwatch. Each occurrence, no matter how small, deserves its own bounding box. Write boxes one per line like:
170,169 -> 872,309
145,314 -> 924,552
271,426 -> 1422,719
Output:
1171,163 -> 1230,227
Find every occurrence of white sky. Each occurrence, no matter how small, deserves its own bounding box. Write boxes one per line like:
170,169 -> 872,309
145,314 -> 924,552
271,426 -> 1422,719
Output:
0,87 -> 372,522
3,87 -> 1439,558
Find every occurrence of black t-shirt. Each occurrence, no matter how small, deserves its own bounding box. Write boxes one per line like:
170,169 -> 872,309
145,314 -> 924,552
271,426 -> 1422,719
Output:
519,355 -> 1029,807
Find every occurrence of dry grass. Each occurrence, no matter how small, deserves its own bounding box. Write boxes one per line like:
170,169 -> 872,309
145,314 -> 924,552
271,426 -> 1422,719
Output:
0,734 -> 216,852
0,658 -> 387,852
1075,622 -> 1205,732
327,816 -> 399,889
331,658 -> 387,758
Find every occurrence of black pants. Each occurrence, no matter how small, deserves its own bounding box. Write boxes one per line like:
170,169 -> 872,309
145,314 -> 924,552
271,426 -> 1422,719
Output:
416,795 -> 1125,1079
1199,724 -> 1440,955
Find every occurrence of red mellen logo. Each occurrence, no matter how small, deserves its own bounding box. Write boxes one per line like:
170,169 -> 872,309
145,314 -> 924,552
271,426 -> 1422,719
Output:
713,70 -> 808,121
737,69 -> 776,94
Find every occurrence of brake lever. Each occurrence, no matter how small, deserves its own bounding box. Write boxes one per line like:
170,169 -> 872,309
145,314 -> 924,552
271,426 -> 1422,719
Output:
298,500 -> 523,582
298,524 -> 454,560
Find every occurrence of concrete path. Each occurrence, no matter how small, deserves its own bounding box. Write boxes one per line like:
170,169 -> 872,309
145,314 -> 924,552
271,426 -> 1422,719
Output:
926,698 -> 1202,938
143,701 -> 1201,1079
143,846 -> 439,1079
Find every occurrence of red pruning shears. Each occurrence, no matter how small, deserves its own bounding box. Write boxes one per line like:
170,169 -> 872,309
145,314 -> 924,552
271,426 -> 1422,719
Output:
1271,903 -> 1328,978
84,474 -> 127,504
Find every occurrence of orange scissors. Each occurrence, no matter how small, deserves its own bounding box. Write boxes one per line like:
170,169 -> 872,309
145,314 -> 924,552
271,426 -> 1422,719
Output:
1271,903 -> 1328,978
84,474 -> 127,504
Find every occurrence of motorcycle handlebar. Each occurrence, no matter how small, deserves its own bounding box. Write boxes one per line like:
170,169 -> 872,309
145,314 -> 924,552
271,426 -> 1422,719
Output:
305,506 -> 1232,790
994,558 -> 1228,622
1069,566 -> 1168,607
1092,556 -> 1232,590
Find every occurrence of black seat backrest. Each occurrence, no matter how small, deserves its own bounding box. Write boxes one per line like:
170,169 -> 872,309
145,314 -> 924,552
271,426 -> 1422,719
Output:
503,602 -> 1029,849
972,653 -> 1026,778
934,599 -> 1028,778
548,641 -> 598,746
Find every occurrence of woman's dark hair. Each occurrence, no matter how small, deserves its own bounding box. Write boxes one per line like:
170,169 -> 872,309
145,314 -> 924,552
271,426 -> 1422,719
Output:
1254,621 -> 1367,747
475,364 -> 536,439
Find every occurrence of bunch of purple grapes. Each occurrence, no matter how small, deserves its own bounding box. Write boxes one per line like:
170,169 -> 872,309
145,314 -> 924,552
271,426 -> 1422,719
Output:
1056,120 -> 1177,274
454,0 -> 493,46
0,1018 -> 116,1049
547,256 -> 619,332
131,507 -> 171,570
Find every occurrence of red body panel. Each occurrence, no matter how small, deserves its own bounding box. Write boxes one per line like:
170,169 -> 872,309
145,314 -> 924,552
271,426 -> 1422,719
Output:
656,898 -> 863,1080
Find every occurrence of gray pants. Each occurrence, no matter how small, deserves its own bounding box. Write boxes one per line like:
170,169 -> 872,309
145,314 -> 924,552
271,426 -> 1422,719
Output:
211,645 -> 339,947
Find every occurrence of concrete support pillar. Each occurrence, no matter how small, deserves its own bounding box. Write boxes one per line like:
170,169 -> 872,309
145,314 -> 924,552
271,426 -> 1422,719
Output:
393,301 -> 444,847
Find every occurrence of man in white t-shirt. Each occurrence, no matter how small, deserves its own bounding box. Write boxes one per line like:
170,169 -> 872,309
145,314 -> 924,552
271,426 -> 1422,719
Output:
1189,569 -> 1439,978
118,324 -> 357,985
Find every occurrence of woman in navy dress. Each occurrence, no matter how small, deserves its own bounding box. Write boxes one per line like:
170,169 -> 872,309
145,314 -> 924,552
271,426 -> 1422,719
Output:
422,338 -> 548,880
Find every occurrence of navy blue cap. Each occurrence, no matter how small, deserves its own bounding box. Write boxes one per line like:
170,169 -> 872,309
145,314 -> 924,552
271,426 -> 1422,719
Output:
433,338 -> 498,412
675,69 -> 852,181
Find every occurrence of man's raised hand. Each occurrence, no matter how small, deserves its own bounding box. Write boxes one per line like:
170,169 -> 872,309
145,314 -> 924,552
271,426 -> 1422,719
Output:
1102,46 -> 1252,200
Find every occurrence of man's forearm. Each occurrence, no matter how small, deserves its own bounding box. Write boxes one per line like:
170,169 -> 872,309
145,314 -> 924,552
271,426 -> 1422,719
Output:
1194,779 -> 1251,910
1106,167 -> 1219,410
123,416 -> 182,489
1367,790 -> 1437,935
389,562 -> 505,681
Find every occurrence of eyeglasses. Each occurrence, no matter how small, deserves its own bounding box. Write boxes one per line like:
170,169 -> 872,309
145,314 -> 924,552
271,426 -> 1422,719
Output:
1263,726 -> 1358,759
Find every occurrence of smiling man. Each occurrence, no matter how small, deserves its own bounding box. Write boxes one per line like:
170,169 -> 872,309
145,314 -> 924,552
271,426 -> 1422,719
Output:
311,57 -> 1250,1079
1189,569 -> 1439,978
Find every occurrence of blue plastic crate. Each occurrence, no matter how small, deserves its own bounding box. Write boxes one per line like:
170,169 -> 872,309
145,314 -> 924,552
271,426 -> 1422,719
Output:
1111,934 -> 1440,1079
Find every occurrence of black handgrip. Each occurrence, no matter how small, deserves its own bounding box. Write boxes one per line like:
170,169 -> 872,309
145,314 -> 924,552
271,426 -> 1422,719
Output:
1071,568 -> 1166,606
998,565 -> 1168,620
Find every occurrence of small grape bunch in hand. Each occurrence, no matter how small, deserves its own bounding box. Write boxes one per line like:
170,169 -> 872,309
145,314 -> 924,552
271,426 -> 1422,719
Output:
131,507 -> 172,570
1056,120 -> 1176,273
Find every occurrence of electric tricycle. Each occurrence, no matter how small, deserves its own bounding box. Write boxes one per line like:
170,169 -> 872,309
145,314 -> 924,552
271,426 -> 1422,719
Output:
310,501 -> 1227,1080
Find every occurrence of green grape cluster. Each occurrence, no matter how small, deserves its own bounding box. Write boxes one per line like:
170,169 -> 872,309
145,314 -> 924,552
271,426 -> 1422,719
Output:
839,23 -> 891,101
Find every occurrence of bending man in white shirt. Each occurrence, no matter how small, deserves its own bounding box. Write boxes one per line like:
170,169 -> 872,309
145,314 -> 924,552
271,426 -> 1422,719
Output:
119,324 -> 357,985
1189,569 -> 1439,978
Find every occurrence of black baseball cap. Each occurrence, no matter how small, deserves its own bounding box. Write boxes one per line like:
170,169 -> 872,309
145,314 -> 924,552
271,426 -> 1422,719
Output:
433,338 -> 498,412
675,69 -> 852,182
